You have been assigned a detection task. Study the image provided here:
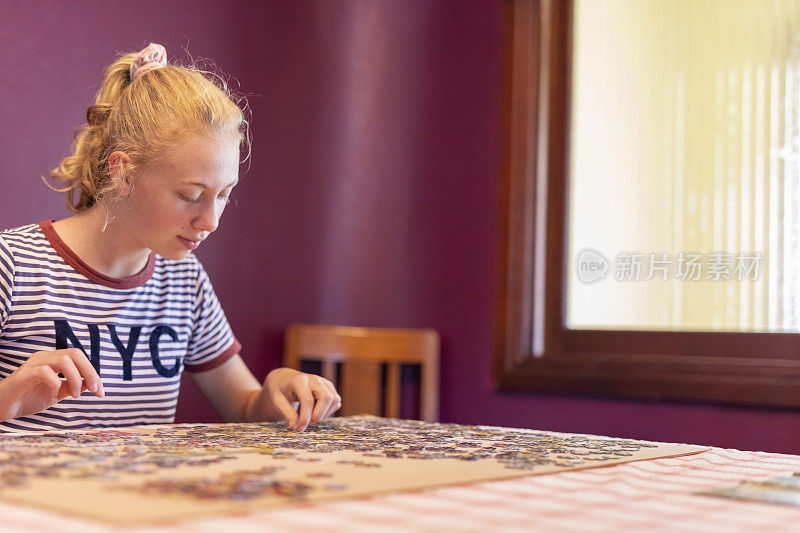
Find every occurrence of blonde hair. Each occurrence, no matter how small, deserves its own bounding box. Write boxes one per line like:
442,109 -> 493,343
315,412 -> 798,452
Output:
47,49 -> 251,213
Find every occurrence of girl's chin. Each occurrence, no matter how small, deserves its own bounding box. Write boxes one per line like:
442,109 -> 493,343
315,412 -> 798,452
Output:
156,247 -> 193,261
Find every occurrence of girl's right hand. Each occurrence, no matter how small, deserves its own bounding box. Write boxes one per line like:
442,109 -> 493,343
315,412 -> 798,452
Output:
0,348 -> 104,422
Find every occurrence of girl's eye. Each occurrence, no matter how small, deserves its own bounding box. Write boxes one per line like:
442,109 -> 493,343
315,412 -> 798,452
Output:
179,193 -> 199,203
218,195 -> 231,205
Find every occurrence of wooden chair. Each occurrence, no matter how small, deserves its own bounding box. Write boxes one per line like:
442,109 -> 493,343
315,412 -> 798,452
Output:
283,324 -> 440,422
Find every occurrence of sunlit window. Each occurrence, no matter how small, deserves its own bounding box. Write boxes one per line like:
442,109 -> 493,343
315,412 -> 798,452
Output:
567,0 -> 800,332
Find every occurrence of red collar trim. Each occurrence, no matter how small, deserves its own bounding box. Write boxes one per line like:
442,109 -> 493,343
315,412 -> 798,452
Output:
39,219 -> 156,290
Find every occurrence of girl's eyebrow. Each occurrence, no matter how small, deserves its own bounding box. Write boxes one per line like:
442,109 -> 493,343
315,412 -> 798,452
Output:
182,179 -> 238,190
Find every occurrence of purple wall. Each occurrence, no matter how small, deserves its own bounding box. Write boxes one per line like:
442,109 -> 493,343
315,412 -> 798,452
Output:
2,0 -> 800,453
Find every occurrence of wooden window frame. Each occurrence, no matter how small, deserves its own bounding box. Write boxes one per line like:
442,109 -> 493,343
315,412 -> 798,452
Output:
494,0 -> 800,408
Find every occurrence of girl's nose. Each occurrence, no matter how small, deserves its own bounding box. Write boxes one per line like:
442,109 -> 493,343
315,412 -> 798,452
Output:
193,202 -> 219,233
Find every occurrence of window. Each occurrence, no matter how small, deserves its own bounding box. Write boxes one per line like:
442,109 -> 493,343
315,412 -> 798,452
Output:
494,0 -> 800,407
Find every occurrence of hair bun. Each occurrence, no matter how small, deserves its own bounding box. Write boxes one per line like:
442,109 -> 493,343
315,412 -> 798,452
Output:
86,104 -> 112,126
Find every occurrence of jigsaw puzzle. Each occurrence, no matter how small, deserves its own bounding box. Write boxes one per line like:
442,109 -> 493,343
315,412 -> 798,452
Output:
0,416 -> 707,525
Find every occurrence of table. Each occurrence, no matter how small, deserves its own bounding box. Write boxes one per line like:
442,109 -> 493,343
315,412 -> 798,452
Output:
2,426 -> 800,532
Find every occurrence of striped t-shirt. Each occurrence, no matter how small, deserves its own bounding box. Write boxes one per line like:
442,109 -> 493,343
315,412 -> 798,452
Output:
0,220 -> 241,432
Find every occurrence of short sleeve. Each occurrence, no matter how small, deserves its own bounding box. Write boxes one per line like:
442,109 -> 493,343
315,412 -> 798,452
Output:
0,236 -> 14,330
183,260 -> 241,373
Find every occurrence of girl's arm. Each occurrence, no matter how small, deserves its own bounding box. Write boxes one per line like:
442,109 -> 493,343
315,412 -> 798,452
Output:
190,354 -> 340,431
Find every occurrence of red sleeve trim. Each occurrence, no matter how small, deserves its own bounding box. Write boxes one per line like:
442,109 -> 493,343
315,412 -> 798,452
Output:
184,338 -> 242,373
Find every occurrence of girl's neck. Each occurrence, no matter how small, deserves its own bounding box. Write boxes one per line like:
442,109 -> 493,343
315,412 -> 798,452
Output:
51,207 -> 151,279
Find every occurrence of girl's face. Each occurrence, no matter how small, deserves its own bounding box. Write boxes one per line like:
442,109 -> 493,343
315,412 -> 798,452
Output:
123,134 -> 240,260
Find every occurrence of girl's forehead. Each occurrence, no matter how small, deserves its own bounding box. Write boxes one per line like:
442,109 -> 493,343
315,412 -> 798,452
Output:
149,136 -> 240,181
159,137 -> 239,174
171,134 -> 239,160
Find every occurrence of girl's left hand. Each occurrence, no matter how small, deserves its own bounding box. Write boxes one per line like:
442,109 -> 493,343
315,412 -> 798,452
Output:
263,368 -> 341,431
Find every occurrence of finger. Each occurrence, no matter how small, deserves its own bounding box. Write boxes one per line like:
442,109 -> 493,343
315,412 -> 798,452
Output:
62,349 -> 103,397
269,392 -> 299,429
293,384 -> 315,432
56,379 -> 91,401
34,366 -> 64,404
57,380 -> 74,402
320,380 -> 342,418
324,399 -> 342,419
319,378 -> 337,397
309,386 -> 334,425
325,397 -> 342,418
49,354 -> 84,399
314,379 -> 339,419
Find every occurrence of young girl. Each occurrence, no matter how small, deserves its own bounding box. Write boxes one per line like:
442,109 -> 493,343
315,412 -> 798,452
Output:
0,43 -> 340,432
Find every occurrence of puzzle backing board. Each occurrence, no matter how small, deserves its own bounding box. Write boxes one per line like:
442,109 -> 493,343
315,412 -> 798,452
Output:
0,416 -> 707,525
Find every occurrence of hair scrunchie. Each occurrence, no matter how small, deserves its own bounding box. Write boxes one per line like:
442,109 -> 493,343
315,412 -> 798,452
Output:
129,43 -> 167,81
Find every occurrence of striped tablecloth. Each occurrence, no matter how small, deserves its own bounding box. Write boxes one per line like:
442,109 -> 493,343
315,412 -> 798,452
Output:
3,435 -> 800,532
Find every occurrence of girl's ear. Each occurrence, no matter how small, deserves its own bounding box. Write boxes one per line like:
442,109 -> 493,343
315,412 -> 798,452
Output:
108,151 -> 133,197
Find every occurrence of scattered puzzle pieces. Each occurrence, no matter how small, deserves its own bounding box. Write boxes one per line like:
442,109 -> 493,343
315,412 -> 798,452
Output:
0,416 -> 708,525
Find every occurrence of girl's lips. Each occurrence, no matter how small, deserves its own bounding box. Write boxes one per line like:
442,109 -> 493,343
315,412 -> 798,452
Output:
178,236 -> 201,250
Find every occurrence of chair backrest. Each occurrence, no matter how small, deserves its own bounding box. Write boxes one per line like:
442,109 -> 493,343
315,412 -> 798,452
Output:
284,324 -> 440,422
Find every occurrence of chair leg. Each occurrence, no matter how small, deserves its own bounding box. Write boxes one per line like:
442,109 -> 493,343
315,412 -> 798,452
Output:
321,360 -> 337,385
420,364 -> 439,422
385,363 -> 401,419
340,362 -> 382,417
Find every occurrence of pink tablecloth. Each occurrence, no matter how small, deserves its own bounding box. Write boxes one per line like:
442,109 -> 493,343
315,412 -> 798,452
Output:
3,436 -> 800,532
